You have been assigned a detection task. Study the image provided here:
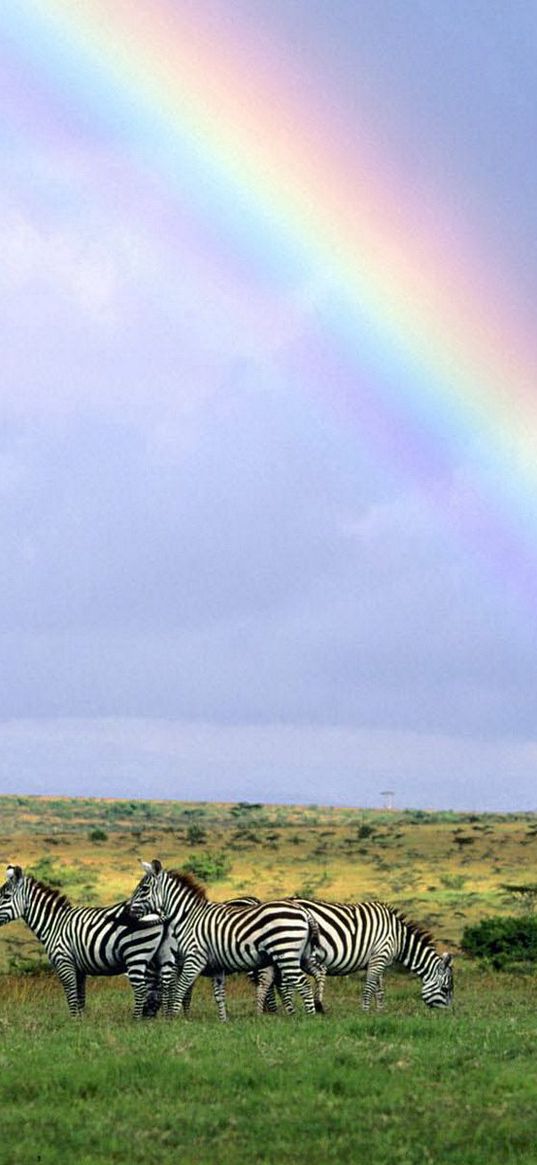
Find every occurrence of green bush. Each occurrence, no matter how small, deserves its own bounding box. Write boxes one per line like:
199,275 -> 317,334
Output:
461,915 -> 537,970
183,852 -> 231,883
28,857 -> 94,892
88,828 -> 108,843
186,823 -> 207,846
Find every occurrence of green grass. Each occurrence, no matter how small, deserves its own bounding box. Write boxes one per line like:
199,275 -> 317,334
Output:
0,967 -> 536,1165
2,796 -> 537,1163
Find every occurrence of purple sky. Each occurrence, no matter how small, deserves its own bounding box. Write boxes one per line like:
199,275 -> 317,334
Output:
1,1 -> 537,810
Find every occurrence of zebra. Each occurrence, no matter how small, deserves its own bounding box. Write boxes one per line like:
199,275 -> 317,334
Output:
0,864 -> 174,1018
143,893 -> 264,1018
253,899 -> 453,1012
129,860 -> 321,1021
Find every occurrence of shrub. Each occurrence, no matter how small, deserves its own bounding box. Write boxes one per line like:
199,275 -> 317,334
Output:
28,857 -> 64,887
440,874 -> 467,890
186,824 -> 207,846
230,803 -> 263,818
28,857 -> 95,892
461,915 -> 537,970
500,883 -> 537,914
88,828 -> 108,843
7,952 -> 49,975
183,852 -> 231,882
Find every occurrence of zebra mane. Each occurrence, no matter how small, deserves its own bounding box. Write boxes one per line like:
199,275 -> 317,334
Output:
27,875 -> 72,911
386,904 -> 434,947
166,869 -> 208,901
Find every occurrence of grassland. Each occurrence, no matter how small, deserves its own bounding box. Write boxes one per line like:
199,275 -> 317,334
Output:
1,968 -> 536,1165
1,795 -> 536,1165
1,795 -> 536,972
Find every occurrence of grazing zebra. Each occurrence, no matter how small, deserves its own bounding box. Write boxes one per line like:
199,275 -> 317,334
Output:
0,865 -> 173,1018
129,860 -> 321,1021
254,899 -> 453,1012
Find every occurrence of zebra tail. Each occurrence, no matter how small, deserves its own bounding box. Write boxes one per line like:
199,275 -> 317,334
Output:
304,909 -> 325,963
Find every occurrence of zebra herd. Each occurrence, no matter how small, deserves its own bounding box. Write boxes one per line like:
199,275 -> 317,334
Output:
0,861 -> 454,1020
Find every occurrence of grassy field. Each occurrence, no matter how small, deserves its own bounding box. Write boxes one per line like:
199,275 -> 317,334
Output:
1,795 -> 536,972
1,795 -> 536,1164
0,968 -> 536,1165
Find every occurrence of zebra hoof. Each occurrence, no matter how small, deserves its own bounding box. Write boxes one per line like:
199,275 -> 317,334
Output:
314,1000 -> 325,1014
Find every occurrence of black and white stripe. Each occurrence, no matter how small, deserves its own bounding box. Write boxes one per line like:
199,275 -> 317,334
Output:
255,898 -> 453,1012
143,892 -> 263,1017
129,860 -> 320,1020
0,865 -> 172,1018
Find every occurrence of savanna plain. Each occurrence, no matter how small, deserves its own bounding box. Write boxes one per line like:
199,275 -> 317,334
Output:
0,795 -> 536,1165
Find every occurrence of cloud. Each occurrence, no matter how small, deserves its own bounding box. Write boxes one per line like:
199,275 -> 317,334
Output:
0,209 -> 126,316
0,717 -> 535,811
1,367 -> 534,755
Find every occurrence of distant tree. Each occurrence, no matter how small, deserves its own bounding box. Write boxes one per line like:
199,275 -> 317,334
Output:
186,823 -> 207,846
501,883 -> 537,914
230,802 -> 263,818
88,828 -> 108,843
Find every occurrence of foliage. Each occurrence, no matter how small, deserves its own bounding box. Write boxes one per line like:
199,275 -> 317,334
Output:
88,828 -> 108,843
27,857 -> 96,894
440,874 -> 467,890
182,851 -> 231,882
461,914 -> 537,970
500,883 -> 537,914
230,802 -> 264,818
4,952 -> 49,976
2,795 -> 537,974
185,823 -> 207,846
27,857 -> 69,887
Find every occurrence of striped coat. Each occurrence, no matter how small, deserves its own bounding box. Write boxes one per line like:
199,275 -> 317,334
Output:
129,860 -> 320,1020
0,865 -> 171,1018
255,898 -> 453,1012
143,892 -> 263,1017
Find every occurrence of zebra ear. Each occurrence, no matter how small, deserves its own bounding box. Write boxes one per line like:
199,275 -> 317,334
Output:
6,865 -> 22,882
141,860 -> 162,877
442,952 -> 453,967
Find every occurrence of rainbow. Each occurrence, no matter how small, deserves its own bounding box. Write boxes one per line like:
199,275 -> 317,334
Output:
4,0 -> 537,600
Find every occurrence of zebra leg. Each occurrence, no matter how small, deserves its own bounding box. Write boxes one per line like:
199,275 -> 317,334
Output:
170,952 -> 206,1017
182,983 -> 194,1014
303,956 -> 327,1013
169,962 -> 193,1015
126,966 -> 150,1020
143,960 -> 162,1018
277,979 -> 295,1014
212,972 -> 228,1022
55,959 -> 82,1017
76,968 -> 87,1013
362,956 -> 388,1012
264,982 -> 279,1012
159,963 -> 179,1017
276,963 -> 316,1016
254,966 -> 278,1014
375,974 -> 385,1010
294,971 -> 317,1015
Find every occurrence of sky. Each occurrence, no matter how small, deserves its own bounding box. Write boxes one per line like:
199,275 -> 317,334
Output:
1,0 -> 537,811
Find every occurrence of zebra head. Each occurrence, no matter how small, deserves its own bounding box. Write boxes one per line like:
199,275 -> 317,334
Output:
129,859 -> 164,919
0,865 -> 26,925
420,952 -> 453,1008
